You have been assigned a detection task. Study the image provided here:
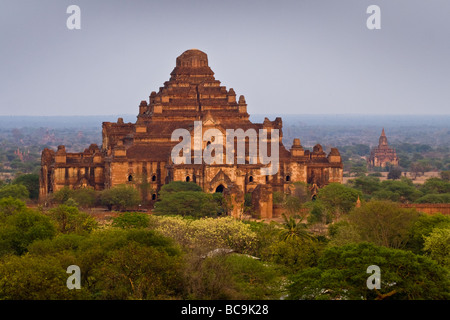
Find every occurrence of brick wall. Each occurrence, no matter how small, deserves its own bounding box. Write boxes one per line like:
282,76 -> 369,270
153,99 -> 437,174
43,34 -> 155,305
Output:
399,204 -> 450,215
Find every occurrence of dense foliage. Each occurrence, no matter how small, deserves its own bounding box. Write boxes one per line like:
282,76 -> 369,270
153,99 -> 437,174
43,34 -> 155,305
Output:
0,171 -> 449,300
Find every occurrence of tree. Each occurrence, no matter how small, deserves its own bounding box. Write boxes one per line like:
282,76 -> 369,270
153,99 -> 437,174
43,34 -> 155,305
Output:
0,254 -> 89,300
410,162 -> 422,179
272,191 -> 285,205
0,197 -> 27,219
52,186 -> 73,204
279,213 -> 312,242
93,242 -> 183,299
12,174 -> 40,200
419,177 -> 450,194
182,253 -> 240,300
353,144 -> 370,156
317,183 -> 362,218
99,185 -> 140,211
53,187 -> 98,208
372,179 -> 423,203
440,170 -> 450,181
153,216 -> 257,254
387,166 -> 402,180
290,182 -> 312,204
327,220 -> 362,247
71,188 -> 98,208
19,228 -> 184,300
288,243 -> 450,300
159,181 -> 202,196
281,182 -> 311,219
423,227 -> 450,269
406,213 -> 450,254
282,195 -> 303,218
221,254 -> 283,299
414,193 -> 450,204
306,200 -> 332,225
261,236 -> 324,274
349,163 -> 368,177
183,252 -> 283,300
347,176 -> 381,196
49,204 -> 97,234
0,209 -> 56,255
154,191 -> 220,218
112,211 -> 150,229
155,181 -> 226,217
0,184 -> 29,200
410,161 -> 432,179
346,200 -> 420,249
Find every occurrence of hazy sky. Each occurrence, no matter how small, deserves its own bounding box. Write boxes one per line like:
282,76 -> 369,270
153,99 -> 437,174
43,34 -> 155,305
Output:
1,0 -> 449,116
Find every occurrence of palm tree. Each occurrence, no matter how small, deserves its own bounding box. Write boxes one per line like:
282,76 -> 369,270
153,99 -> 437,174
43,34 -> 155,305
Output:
279,213 -> 313,242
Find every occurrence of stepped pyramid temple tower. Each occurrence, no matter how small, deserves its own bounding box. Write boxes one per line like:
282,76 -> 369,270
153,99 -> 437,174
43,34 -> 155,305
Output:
40,49 -> 343,218
367,128 -> 399,168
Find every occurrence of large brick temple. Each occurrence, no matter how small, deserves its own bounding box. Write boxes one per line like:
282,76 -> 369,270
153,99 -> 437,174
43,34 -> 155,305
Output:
40,49 -> 343,218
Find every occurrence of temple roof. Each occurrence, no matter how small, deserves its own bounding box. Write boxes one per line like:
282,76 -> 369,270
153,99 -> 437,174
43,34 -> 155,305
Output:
138,49 -> 250,123
379,128 -> 388,146
170,49 -> 215,82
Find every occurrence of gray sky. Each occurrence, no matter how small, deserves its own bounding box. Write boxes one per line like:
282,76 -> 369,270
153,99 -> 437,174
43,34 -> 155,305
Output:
0,0 -> 449,116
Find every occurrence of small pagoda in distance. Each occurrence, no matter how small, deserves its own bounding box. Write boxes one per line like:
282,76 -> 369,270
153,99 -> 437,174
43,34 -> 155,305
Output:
367,128 -> 399,169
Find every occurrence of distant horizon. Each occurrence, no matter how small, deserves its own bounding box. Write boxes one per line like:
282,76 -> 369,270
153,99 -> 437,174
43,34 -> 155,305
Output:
1,1 -> 449,116
1,113 -> 448,130
1,113 -> 450,117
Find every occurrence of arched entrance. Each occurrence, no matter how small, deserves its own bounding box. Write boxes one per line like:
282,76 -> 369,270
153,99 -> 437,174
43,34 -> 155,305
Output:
215,184 -> 224,193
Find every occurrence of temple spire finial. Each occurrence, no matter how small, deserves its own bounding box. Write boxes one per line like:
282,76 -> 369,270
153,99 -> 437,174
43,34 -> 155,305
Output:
356,195 -> 361,208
